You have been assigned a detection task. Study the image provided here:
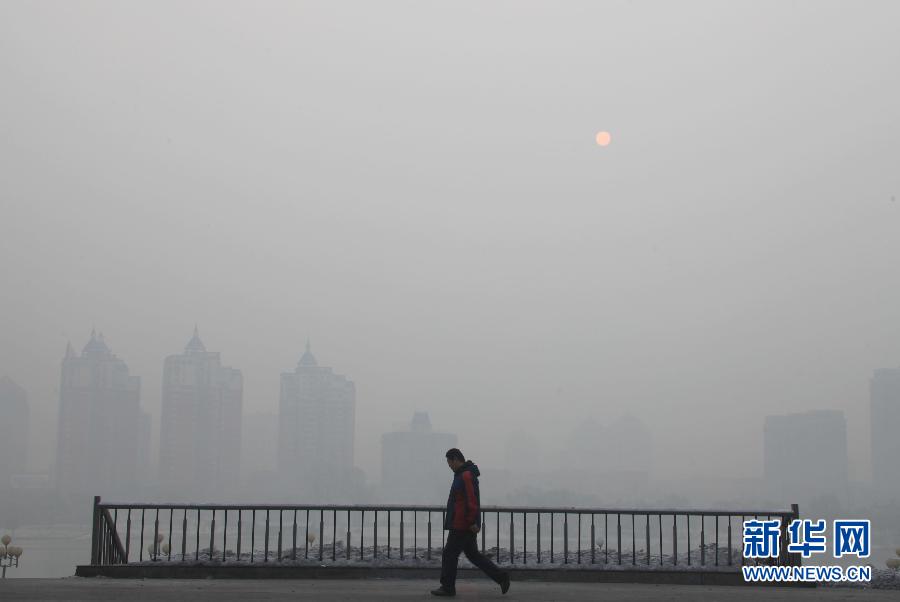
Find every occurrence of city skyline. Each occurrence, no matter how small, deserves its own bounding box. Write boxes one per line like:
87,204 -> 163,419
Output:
2,325 -> 895,503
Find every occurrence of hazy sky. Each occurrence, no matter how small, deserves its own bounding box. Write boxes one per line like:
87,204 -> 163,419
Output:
2,1 -> 898,485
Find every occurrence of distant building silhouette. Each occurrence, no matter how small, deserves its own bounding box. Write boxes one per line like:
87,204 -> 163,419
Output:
871,367 -> 900,501
0,376 -> 29,488
764,410 -> 848,507
56,331 -> 141,501
136,409 -> 152,485
158,328 -> 243,500
278,341 -> 356,500
381,412 -> 457,503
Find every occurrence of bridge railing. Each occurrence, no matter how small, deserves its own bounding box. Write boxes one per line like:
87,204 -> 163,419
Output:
90,497 -> 800,569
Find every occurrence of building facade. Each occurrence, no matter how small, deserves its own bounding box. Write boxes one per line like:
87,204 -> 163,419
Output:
56,331 -> 141,501
871,367 -> 900,501
381,412 -> 457,503
0,376 -> 29,488
764,409 -> 849,507
278,342 -> 356,500
159,328 -> 243,500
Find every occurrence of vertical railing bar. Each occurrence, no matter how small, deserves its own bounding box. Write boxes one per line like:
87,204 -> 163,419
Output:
550,512 -> 554,563
237,509 -> 243,561
387,510 -> 391,559
319,509 -> 324,561
645,514 -> 650,565
523,512 -> 527,564
291,510 -> 297,561
139,509 -> 145,562
563,513 -> 568,564
305,510 -> 309,559
250,509 -> 256,563
277,510 -> 283,562
481,510 -> 485,554
715,515 -> 719,566
333,510 -> 337,561
616,513 -> 621,565
509,512 -> 514,565
688,515 -> 692,566
658,514 -> 662,565
728,515 -> 733,566
577,513 -> 581,564
223,509 -> 228,563
195,509 -> 200,562
426,512 -> 431,561
496,511 -> 500,563
631,513 -> 636,566
154,509 -> 160,561
590,514 -> 595,565
125,509 -> 131,563
168,508 -> 174,562
537,513 -> 542,564
264,509 -> 269,563
347,510 -> 351,560
209,509 -> 216,562
374,510 -> 378,560
672,515 -> 677,566
359,510 -> 366,560
740,516 -> 746,566
400,510 -> 405,560
702,515 -> 710,566
181,509 -> 187,562
605,514 -> 609,564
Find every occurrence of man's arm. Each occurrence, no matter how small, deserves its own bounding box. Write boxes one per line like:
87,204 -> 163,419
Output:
461,471 -> 480,529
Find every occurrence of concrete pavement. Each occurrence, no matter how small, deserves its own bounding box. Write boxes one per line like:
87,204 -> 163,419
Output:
0,578 -> 895,601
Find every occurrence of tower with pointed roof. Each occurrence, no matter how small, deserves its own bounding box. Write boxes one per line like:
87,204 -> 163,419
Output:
56,330 -> 141,500
0,376 -> 29,488
278,341 -> 356,500
159,327 -> 243,500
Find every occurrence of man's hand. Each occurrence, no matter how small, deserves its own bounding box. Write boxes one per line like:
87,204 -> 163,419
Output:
469,524 -> 480,534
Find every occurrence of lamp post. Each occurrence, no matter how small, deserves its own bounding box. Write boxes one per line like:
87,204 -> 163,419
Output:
1,534 -> 23,578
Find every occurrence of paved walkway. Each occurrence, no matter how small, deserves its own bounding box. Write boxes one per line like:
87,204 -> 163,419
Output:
0,578 -> 895,601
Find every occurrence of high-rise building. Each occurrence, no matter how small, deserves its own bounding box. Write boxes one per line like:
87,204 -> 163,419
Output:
381,412 -> 457,503
136,409 -> 153,484
0,377 -> 29,488
764,409 -> 848,506
56,331 -> 141,501
158,328 -> 243,500
871,367 -> 900,501
278,342 -> 356,500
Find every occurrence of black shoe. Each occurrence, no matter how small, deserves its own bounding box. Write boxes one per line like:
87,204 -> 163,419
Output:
431,586 -> 456,597
500,573 -> 511,594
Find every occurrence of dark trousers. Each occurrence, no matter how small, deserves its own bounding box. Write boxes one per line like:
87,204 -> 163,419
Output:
440,529 -> 506,591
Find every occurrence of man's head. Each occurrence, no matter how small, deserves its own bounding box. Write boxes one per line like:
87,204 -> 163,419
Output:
445,448 -> 465,471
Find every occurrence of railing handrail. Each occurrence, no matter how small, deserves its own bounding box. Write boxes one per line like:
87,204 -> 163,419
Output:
96,501 -> 796,517
89,497 -> 802,569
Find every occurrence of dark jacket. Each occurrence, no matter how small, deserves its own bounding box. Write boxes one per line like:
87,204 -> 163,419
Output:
444,460 -> 481,530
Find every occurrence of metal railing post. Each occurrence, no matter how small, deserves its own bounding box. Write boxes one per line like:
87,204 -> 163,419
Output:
91,496 -> 101,564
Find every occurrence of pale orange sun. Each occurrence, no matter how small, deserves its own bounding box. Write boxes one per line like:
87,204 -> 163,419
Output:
595,131 -> 612,146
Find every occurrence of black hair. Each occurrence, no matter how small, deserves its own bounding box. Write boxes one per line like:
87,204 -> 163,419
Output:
445,448 -> 465,462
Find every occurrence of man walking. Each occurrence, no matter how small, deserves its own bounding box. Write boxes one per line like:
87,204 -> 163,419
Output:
431,448 -> 510,597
